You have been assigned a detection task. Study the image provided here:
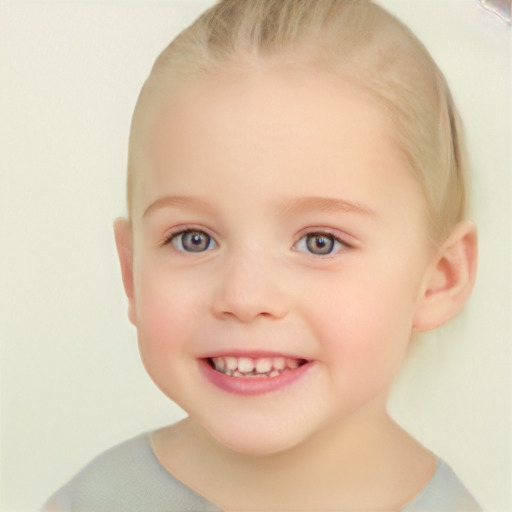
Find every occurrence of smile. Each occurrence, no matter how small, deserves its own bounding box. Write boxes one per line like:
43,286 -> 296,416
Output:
208,356 -> 308,377
200,354 -> 312,396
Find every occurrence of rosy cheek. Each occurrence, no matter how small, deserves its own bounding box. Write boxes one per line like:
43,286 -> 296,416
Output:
136,272 -> 202,347
316,283 -> 407,356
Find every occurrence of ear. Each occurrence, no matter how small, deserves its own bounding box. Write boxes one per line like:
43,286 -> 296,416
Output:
413,221 -> 478,331
113,217 -> 137,326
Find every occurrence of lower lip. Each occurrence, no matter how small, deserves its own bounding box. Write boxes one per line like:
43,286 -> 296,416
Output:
199,359 -> 313,396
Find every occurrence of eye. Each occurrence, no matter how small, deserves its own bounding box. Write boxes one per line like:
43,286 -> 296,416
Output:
295,232 -> 345,256
169,230 -> 216,253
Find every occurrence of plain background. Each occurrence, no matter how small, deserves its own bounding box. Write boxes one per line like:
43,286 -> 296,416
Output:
0,1 -> 510,510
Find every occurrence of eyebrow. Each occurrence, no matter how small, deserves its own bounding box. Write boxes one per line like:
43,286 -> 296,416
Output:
277,196 -> 377,218
142,194 -> 377,219
142,195 -> 215,218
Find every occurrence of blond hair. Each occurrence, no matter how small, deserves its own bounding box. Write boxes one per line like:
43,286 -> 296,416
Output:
128,0 -> 468,241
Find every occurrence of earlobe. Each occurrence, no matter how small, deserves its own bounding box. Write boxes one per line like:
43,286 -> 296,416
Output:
413,221 -> 478,331
113,217 -> 137,326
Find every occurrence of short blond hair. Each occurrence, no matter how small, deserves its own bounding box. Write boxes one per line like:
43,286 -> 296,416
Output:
128,0 -> 468,241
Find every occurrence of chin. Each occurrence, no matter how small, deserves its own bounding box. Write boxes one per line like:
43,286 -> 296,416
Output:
203,416 -> 311,457
215,433 -> 300,457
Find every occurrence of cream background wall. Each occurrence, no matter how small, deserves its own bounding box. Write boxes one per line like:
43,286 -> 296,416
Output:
0,1 -> 510,510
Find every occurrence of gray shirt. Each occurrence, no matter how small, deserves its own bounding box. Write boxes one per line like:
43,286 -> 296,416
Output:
45,433 -> 482,511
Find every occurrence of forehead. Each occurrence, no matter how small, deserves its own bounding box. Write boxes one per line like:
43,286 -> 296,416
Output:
147,65 -> 398,151
131,65 -> 422,220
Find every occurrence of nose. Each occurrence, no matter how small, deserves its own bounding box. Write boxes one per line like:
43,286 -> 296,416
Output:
211,249 -> 289,323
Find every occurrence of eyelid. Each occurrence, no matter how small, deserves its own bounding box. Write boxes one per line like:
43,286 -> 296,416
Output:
159,225 -> 356,255
161,224 -> 218,248
293,227 -> 356,256
296,227 -> 356,246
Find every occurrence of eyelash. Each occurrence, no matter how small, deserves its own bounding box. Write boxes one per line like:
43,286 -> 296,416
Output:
163,227 -> 217,253
163,227 -> 352,256
293,230 -> 351,256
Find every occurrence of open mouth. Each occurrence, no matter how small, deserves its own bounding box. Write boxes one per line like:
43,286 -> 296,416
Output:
207,356 -> 309,378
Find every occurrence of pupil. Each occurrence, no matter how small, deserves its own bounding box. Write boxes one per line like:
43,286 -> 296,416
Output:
184,231 -> 209,251
307,234 -> 333,255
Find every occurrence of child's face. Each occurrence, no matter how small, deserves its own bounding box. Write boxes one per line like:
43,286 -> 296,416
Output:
124,66 -> 437,455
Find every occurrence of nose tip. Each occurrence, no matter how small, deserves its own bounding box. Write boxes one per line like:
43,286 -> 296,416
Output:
211,260 -> 289,323
212,285 -> 289,323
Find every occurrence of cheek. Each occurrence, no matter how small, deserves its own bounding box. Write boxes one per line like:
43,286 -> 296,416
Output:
132,269 -> 206,399
319,293 -> 414,407
133,266 -> 203,354
306,268 -> 421,369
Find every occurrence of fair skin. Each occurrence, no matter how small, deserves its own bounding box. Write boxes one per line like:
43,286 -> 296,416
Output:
114,64 -> 477,511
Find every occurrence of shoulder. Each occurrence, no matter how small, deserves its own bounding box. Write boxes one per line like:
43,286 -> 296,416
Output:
43,432 -> 220,512
403,459 -> 482,512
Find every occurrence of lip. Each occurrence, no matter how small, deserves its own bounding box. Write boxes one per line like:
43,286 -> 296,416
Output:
200,350 -> 304,359
198,356 -> 313,396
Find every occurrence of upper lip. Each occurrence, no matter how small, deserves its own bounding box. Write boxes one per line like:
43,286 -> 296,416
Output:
199,350 -> 309,360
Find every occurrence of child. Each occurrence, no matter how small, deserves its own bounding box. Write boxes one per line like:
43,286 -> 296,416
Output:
45,0 -> 481,510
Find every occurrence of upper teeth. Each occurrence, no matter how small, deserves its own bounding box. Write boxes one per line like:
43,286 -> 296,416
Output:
210,356 -> 303,377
